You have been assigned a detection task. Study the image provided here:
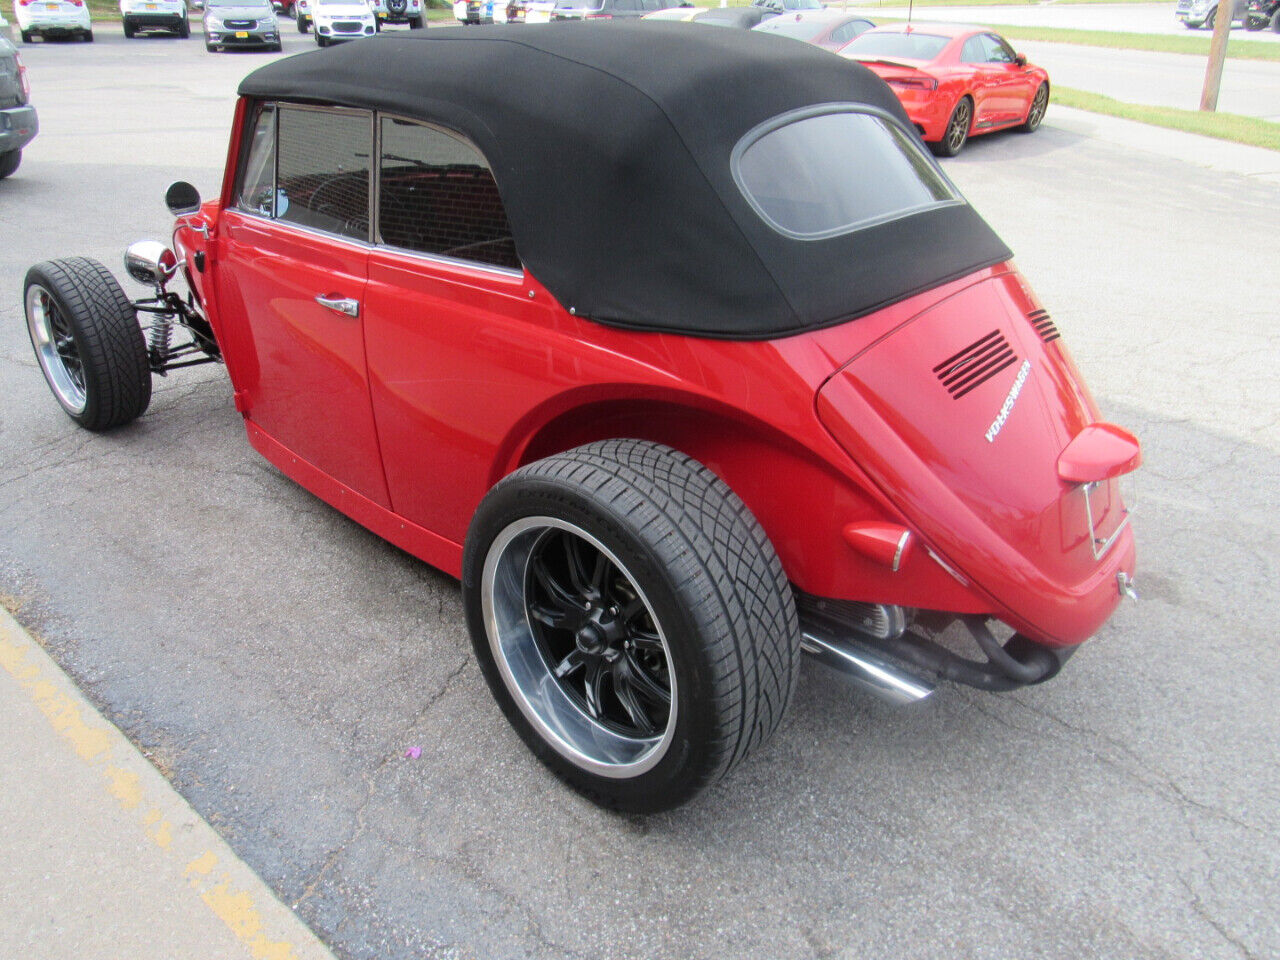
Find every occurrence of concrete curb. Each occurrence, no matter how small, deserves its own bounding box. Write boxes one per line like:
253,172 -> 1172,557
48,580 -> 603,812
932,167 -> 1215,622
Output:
0,606 -> 339,960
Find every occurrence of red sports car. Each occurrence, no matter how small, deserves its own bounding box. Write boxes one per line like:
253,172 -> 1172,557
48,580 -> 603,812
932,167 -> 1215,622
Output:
23,25 -> 1133,814
840,23 -> 1050,156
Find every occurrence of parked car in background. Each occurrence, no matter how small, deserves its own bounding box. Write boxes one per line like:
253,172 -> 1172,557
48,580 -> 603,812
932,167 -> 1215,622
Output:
692,6 -> 773,27
0,30 -> 36,177
1243,0 -> 1280,29
639,3 -> 697,19
121,0 -> 190,37
454,0 -> 500,22
1175,0 -> 1248,28
752,0 -> 821,11
551,0 -> 677,20
203,0 -> 281,49
22,25 -> 1138,814
505,0 -> 559,22
310,0 -> 376,43
841,23 -> 1049,156
13,0 -> 93,42
753,9 -> 873,50
368,0 -> 423,28
295,0 -> 312,29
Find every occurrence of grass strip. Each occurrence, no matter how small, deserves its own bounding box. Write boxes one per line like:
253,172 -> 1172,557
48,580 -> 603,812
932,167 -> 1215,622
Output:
1053,84 -> 1280,150
870,16 -> 1280,61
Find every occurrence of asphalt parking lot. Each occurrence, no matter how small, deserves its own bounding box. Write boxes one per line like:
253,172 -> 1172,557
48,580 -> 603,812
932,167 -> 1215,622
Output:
3,22 -> 1280,960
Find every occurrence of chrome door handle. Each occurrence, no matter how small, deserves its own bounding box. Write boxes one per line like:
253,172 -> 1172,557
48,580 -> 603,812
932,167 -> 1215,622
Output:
314,294 -> 360,318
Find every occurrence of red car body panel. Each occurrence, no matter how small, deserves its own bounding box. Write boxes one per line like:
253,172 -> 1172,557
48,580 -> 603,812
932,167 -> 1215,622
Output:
841,24 -> 1049,144
177,95 -> 1134,652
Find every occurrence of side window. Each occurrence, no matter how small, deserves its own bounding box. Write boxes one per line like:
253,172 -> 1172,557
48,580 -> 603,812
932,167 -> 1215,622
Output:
829,21 -> 862,44
377,117 -> 520,271
235,103 -> 276,218
960,36 -> 985,64
276,107 -> 372,242
981,34 -> 1015,63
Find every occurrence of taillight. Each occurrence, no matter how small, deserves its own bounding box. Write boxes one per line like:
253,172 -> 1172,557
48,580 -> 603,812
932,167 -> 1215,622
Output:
888,77 -> 939,91
17,0 -> 32,6
16,57 -> 30,102
585,11 -> 611,17
67,0 -> 85,5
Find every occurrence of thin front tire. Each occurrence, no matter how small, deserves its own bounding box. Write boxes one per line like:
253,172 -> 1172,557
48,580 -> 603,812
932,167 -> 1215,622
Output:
24,259 -> 151,431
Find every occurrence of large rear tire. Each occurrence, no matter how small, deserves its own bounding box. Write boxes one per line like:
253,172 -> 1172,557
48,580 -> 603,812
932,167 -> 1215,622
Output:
23,258 -> 151,431
463,439 -> 800,813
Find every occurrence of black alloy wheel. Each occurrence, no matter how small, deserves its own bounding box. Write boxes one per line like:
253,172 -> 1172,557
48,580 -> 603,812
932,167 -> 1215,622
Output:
523,525 -> 673,739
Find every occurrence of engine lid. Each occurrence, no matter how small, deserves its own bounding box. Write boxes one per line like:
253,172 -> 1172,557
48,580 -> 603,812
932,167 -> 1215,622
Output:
815,272 -> 1135,645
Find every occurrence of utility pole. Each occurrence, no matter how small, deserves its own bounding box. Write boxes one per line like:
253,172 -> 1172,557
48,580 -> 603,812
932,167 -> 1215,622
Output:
1200,0 -> 1234,111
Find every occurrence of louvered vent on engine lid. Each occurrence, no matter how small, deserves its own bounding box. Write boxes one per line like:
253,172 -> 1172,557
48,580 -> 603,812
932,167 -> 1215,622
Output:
1028,308 -> 1060,343
933,330 -> 1017,399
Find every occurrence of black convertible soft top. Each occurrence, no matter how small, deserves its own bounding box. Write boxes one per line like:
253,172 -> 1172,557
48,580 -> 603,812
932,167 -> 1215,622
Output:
239,24 -> 1011,339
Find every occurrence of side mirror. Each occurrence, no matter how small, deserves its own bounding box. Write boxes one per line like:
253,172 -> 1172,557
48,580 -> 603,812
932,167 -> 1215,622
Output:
165,181 -> 202,217
124,240 -> 179,287
1014,53 -> 1027,67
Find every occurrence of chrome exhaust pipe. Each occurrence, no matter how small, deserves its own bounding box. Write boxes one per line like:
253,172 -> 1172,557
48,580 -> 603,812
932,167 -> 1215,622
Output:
801,628 -> 934,706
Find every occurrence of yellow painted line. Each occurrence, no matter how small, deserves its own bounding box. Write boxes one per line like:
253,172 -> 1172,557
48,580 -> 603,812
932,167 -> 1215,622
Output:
0,606 -> 338,960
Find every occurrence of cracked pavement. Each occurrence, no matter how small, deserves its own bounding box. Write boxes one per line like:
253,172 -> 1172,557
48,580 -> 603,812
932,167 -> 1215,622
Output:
2,27 -> 1278,960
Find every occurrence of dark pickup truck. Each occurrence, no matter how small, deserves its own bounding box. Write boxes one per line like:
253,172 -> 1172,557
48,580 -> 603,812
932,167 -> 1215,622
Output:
1,33 -> 37,179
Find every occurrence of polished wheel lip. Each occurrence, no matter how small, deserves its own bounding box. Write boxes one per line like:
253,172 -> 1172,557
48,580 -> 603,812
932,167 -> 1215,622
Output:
481,515 -> 678,779
25,284 -> 87,416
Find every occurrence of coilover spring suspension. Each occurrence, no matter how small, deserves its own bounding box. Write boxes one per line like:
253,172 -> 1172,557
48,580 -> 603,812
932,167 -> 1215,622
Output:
148,313 -> 174,368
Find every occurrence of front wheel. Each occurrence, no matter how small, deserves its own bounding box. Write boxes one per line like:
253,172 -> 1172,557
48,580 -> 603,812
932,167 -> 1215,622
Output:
84,29 -> 93,41
1018,83 -> 1049,133
931,96 -> 972,157
123,19 -> 136,37
463,439 -> 801,814
23,258 -> 151,431
297,14 -> 309,31
0,149 -> 20,180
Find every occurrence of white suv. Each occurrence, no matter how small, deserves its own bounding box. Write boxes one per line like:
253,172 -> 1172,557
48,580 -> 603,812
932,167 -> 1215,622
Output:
310,0 -> 376,44
120,0 -> 190,37
13,0 -> 93,42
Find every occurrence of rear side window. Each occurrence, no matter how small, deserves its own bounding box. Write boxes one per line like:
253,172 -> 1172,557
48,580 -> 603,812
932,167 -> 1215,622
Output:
377,117 -> 519,270
276,107 -> 372,242
733,108 -> 959,240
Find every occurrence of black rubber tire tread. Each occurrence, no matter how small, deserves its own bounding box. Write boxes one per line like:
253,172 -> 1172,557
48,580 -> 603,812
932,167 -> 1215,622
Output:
0,149 -> 20,180
1017,83 -> 1048,133
24,258 -> 151,431
464,439 -> 800,812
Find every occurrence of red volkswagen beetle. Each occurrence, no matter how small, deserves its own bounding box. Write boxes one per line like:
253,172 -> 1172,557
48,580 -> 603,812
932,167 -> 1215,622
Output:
840,22 -> 1050,156
22,25 -> 1134,813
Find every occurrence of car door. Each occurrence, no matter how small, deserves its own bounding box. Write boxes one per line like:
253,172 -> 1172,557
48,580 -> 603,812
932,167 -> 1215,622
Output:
959,34 -> 1004,128
363,115 -> 553,546
979,33 -> 1035,123
215,102 -> 392,508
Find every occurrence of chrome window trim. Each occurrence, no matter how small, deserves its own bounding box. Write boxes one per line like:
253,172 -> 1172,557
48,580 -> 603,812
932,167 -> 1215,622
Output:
231,102 -> 524,274
373,111 -> 524,273
273,102 -> 375,244
730,103 -> 963,242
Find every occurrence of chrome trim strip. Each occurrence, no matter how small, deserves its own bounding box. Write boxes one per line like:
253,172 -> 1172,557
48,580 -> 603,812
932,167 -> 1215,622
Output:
1081,481 -> 1130,561
891,530 -> 910,573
